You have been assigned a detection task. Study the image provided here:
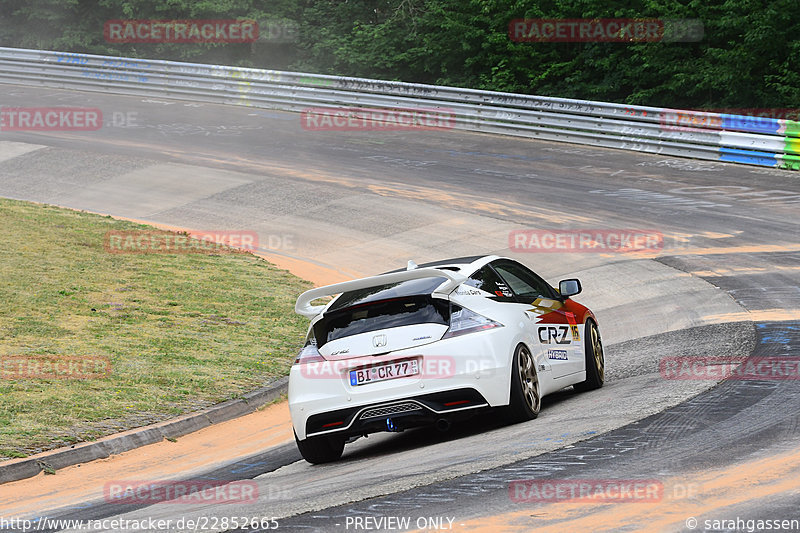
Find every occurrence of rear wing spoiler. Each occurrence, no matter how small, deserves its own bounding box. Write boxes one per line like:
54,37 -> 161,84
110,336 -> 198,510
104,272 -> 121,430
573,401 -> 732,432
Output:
295,268 -> 468,319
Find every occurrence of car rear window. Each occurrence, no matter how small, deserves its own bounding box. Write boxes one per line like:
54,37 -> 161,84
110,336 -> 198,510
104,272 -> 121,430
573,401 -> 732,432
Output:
327,276 -> 448,312
313,295 -> 450,347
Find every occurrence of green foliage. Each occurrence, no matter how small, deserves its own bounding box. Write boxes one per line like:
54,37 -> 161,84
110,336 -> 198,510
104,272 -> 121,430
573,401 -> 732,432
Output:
0,197 -> 310,456
0,0 -> 798,108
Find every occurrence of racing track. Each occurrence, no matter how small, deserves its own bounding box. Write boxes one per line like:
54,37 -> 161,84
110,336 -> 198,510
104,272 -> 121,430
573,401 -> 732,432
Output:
0,85 -> 798,532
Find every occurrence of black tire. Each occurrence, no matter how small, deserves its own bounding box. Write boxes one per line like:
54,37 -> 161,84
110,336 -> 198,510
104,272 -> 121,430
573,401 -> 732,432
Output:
294,431 -> 345,464
573,320 -> 605,392
505,344 -> 541,422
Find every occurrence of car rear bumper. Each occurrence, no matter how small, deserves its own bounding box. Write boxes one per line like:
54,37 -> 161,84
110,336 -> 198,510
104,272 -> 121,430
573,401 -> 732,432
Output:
289,328 -> 515,440
304,388 -> 490,438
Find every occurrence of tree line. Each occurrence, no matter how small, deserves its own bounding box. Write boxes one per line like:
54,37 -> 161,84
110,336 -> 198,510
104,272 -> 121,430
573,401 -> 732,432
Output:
1,0 -> 797,109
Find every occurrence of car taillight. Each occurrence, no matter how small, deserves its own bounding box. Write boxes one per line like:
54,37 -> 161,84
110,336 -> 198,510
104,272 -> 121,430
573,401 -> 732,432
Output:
294,333 -> 325,365
442,306 -> 502,339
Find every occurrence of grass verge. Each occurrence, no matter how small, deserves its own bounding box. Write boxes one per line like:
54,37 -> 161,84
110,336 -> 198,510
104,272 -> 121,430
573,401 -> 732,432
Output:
0,198 -> 311,460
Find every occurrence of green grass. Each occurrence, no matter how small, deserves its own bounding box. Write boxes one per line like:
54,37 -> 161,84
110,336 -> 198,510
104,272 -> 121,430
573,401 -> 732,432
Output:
0,198 -> 312,460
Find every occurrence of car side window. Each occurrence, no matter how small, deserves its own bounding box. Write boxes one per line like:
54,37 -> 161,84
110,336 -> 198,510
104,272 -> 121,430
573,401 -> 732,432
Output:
491,261 -> 555,301
463,266 -> 514,299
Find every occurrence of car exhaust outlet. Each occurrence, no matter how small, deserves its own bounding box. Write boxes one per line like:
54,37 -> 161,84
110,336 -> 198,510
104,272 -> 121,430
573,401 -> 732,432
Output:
386,418 -> 403,432
435,418 -> 451,432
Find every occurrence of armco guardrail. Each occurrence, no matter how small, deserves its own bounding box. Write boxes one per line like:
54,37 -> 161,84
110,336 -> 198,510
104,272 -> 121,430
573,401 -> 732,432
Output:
1,47 -> 798,170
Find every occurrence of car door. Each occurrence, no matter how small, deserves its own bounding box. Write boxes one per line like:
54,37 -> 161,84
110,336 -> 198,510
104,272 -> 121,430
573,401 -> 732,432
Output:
460,263 -> 555,375
491,260 -> 583,378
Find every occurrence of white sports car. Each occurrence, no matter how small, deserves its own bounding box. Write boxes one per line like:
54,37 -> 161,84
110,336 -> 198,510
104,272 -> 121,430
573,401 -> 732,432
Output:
289,255 -> 604,463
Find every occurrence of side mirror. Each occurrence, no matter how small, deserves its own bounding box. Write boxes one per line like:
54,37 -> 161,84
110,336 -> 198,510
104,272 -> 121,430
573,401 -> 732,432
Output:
558,279 -> 582,298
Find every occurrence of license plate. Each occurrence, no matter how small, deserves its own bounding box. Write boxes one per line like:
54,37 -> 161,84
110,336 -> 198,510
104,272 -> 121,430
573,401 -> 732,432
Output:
349,359 -> 419,386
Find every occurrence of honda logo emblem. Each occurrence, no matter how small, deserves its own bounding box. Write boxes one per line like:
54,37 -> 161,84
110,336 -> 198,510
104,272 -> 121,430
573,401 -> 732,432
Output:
372,334 -> 387,348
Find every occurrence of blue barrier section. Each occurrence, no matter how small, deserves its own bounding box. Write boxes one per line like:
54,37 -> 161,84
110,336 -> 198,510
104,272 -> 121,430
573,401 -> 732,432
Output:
719,147 -> 778,166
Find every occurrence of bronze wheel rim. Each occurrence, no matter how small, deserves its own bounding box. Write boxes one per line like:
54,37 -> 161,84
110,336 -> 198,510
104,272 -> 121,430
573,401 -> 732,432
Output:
591,324 -> 605,381
518,345 -> 541,413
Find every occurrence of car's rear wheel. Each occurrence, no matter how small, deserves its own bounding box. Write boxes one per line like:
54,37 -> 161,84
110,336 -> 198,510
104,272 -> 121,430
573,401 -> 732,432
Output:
505,344 -> 541,422
294,431 -> 345,464
574,320 -> 604,392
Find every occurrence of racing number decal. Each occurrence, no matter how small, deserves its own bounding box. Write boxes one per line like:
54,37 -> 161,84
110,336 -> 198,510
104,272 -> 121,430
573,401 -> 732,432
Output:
565,311 -> 581,342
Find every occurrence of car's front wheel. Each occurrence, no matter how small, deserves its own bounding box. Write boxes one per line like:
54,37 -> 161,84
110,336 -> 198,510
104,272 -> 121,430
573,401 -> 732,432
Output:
573,319 -> 604,392
294,431 -> 345,464
505,344 -> 541,422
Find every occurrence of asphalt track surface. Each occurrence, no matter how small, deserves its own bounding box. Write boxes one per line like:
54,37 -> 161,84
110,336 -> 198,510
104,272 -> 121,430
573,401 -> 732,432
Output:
0,85 -> 798,532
